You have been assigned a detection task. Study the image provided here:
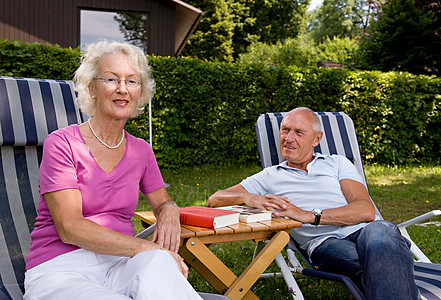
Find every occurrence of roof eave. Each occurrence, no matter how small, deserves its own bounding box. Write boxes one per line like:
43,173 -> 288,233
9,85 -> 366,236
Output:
171,0 -> 204,56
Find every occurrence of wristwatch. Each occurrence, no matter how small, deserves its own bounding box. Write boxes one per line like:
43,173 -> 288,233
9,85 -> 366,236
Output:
311,208 -> 322,226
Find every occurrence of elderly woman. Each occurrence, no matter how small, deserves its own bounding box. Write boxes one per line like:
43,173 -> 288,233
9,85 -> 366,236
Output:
24,41 -> 202,299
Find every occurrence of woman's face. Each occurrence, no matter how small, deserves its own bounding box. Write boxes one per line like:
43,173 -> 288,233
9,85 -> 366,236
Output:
89,53 -> 141,120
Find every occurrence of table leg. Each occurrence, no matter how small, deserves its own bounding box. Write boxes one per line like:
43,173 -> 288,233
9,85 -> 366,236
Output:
180,230 -> 290,300
180,237 -> 259,299
224,230 -> 290,300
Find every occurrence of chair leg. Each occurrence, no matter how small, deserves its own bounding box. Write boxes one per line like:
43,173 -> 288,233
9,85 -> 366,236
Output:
256,241 -> 305,300
274,253 -> 304,300
253,240 -> 266,258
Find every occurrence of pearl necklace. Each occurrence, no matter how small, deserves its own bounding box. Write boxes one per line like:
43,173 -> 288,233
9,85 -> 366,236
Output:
87,118 -> 125,149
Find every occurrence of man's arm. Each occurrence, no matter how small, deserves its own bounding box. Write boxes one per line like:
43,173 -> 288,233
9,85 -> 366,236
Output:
268,179 -> 376,226
208,184 -> 286,211
322,179 -> 376,226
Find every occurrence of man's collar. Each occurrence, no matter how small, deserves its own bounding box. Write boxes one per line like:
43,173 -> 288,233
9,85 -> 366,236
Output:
314,152 -> 326,159
277,152 -> 325,170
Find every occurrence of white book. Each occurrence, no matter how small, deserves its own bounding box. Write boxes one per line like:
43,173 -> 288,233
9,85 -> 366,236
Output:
218,205 -> 272,223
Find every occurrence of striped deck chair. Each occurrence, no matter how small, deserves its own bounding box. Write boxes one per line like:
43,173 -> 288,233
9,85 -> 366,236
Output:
0,76 -> 85,299
255,111 -> 441,300
0,76 -> 229,300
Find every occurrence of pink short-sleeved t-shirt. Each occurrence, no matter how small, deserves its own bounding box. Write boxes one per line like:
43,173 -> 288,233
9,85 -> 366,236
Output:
26,124 -> 164,270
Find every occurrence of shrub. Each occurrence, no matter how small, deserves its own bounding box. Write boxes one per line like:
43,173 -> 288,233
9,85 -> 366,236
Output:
238,36 -> 317,68
316,36 -> 359,67
0,40 -> 80,79
1,39 -> 440,167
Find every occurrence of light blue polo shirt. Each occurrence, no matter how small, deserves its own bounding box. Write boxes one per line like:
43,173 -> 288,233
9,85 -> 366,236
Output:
240,153 -> 369,257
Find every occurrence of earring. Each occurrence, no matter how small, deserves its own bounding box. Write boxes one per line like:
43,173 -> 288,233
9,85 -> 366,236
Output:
91,95 -> 96,99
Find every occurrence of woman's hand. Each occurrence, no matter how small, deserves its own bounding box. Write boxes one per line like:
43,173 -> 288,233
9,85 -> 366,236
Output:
162,249 -> 189,278
152,201 -> 181,253
145,186 -> 181,253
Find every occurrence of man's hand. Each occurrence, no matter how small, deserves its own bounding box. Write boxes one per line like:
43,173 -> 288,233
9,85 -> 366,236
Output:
264,195 -> 314,224
208,183 -> 276,210
242,193 -> 277,210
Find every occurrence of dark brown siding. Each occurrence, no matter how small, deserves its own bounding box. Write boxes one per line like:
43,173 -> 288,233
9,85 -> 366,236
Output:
0,0 -> 176,56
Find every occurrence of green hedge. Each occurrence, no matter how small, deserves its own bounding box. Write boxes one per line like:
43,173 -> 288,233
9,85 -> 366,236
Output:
136,58 -> 440,167
0,40 -> 80,79
1,40 -> 440,167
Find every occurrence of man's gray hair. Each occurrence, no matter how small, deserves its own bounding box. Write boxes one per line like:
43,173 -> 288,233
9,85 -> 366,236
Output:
288,107 -> 322,132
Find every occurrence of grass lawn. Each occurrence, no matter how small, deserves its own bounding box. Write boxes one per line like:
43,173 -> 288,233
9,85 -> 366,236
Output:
134,164 -> 441,299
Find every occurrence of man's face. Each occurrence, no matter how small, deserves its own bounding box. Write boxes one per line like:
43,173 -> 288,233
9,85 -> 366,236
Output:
279,111 -> 322,168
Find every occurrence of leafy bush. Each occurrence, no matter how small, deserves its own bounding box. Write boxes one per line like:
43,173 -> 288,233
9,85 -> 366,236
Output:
342,71 -> 441,164
141,57 -> 440,167
1,39 -> 440,167
238,36 -> 359,69
316,36 -> 359,67
0,40 -> 80,79
238,36 -> 317,68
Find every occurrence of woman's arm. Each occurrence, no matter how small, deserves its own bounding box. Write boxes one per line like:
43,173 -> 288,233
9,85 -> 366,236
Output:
46,188 -> 189,277
143,186 -> 181,253
46,188 -> 160,257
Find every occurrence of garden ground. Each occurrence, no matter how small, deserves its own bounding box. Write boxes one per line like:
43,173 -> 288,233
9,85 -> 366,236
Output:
134,164 -> 441,299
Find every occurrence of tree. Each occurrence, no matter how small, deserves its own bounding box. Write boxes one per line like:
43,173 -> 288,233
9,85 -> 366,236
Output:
308,0 -> 370,43
415,0 -> 441,54
180,0 -> 238,62
181,0 -> 309,61
359,0 -> 441,75
114,13 -> 149,52
234,0 -> 309,54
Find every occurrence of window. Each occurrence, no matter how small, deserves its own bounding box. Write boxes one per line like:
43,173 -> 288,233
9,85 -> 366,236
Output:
80,10 -> 149,52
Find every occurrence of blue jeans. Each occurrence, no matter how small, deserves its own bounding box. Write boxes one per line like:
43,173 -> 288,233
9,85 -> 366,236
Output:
310,220 -> 419,300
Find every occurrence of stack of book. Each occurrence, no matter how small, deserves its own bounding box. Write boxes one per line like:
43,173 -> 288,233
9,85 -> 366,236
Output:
217,205 -> 272,223
180,206 -> 240,229
180,205 -> 272,229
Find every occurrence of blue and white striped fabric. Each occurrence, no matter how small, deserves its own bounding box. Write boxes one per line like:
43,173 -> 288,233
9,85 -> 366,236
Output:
0,76 -> 84,300
415,262 -> 441,300
0,77 -> 84,146
255,111 -> 441,300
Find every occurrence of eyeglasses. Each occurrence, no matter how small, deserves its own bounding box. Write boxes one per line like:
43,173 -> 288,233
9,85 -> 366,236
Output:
95,76 -> 142,88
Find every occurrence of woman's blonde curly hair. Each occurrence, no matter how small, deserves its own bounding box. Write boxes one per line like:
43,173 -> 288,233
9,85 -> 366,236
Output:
74,41 -> 155,118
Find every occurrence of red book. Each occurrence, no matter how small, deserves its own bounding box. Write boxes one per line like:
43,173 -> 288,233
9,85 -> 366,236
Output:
180,206 -> 240,229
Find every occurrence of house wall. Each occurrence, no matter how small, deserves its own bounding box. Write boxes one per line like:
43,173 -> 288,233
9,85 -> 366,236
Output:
0,0 -> 175,56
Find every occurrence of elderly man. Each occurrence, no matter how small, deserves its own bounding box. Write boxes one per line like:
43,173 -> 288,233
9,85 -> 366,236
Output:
208,107 -> 419,299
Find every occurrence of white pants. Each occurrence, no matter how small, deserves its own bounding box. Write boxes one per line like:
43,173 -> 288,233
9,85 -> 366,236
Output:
24,249 -> 203,300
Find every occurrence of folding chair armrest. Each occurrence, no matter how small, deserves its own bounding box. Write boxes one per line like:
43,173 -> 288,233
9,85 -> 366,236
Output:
400,228 -> 433,263
135,223 -> 157,239
397,210 -> 441,263
397,210 -> 441,228
398,210 -> 441,263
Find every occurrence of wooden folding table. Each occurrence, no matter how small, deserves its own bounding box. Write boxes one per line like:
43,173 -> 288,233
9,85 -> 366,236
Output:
135,211 -> 301,300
